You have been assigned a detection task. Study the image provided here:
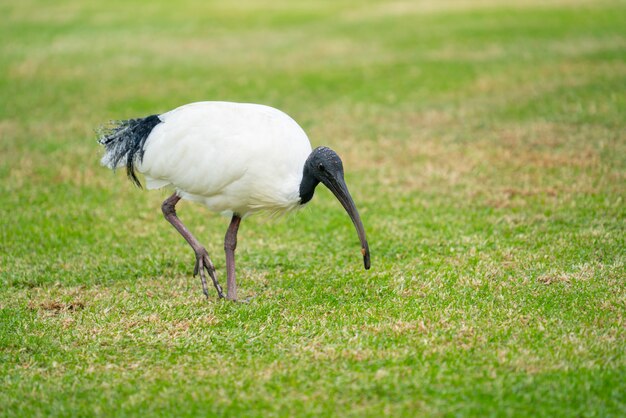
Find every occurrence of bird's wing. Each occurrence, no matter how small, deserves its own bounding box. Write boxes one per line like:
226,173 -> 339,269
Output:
138,102 -> 311,203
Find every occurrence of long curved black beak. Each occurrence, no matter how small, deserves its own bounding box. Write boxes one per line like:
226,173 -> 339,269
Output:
324,176 -> 371,270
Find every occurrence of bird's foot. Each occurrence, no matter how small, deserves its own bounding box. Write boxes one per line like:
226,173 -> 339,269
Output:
193,250 -> 224,299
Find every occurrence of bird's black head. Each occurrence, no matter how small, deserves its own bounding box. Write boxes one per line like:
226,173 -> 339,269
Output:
300,147 -> 344,203
300,146 -> 370,270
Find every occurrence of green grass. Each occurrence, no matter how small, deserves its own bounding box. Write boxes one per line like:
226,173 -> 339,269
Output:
1,0 -> 625,416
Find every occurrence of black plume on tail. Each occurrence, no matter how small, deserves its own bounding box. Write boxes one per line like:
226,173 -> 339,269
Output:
98,114 -> 162,188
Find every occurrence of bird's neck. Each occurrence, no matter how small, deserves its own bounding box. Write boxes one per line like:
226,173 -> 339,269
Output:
299,164 -> 319,205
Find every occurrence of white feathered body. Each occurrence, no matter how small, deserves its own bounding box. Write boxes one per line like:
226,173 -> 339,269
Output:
111,102 -> 312,217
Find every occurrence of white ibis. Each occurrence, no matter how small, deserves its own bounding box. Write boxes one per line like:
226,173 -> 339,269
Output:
98,101 -> 370,301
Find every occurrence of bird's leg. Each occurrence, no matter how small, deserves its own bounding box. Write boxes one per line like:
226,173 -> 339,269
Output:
161,193 -> 224,299
224,215 -> 242,301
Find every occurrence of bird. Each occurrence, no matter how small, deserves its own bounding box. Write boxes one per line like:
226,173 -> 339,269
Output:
98,101 -> 370,301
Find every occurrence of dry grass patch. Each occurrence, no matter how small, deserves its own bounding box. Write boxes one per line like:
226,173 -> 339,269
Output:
537,263 -> 597,285
31,300 -> 86,314
341,0 -> 610,21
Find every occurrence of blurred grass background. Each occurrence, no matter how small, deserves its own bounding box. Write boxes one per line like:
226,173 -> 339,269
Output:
1,0 -> 625,416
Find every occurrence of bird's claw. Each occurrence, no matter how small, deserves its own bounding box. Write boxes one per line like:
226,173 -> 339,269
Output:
193,252 -> 224,299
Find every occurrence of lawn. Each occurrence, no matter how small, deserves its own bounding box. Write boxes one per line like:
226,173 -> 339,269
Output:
1,0 -> 625,416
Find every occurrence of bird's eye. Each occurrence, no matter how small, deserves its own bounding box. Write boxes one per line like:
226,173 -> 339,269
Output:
318,163 -> 325,172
